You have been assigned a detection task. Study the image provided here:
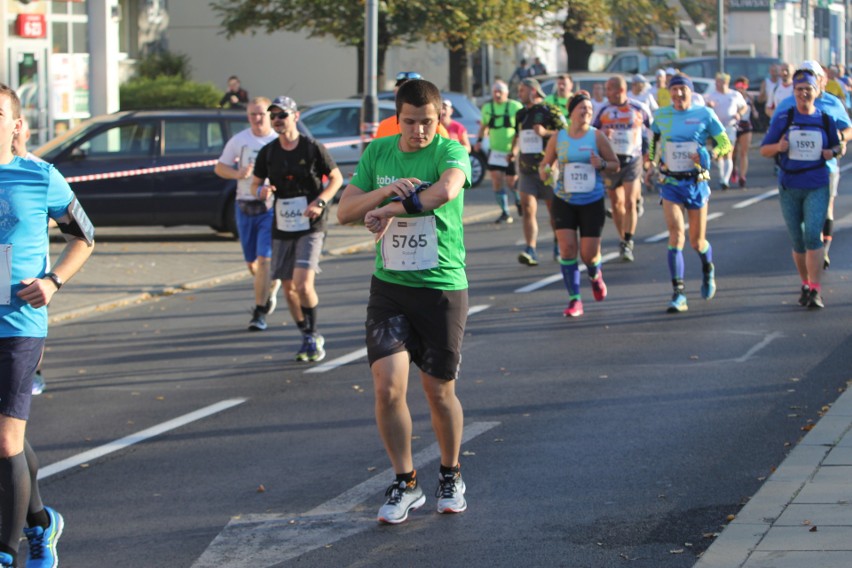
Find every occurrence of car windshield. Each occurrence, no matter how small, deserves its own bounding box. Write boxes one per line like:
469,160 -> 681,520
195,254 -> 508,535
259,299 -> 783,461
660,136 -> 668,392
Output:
34,115 -> 114,160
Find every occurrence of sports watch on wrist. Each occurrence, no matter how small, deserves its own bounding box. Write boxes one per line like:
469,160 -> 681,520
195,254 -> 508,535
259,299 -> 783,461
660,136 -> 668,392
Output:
44,272 -> 63,290
316,199 -> 327,209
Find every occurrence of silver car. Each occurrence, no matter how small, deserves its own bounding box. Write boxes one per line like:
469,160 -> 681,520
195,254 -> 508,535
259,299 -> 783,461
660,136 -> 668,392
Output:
298,99 -> 397,181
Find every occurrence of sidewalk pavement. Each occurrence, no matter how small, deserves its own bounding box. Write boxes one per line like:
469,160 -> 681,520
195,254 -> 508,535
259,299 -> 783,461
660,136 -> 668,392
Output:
695,385 -> 852,568
46,189 -> 503,324
45,178 -> 852,568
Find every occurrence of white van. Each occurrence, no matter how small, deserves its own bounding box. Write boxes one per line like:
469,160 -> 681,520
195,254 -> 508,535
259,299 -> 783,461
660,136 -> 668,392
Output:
589,47 -> 678,75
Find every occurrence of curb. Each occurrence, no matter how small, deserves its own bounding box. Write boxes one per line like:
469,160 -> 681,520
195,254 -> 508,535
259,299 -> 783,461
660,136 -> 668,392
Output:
694,383 -> 852,567
48,207 -> 502,326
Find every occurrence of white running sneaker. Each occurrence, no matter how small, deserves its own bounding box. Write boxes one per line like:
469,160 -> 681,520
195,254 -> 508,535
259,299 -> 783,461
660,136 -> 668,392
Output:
378,479 -> 425,524
436,471 -> 467,514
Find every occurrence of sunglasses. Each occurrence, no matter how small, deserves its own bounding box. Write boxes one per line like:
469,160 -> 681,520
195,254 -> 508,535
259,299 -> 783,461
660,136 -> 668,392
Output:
269,111 -> 291,120
395,72 -> 422,82
793,70 -> 816,81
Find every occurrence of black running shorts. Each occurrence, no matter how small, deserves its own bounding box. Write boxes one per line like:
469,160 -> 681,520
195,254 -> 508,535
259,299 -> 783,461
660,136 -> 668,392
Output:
0,337 -> 44,420
551,196 -> 606,238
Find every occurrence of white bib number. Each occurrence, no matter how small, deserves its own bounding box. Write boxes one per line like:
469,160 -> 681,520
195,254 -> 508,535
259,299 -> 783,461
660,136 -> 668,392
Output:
562,163 -> 596,193
236,146 -> 259,200
275,196 -> 310,232
519,130 -> 543,154
611,130 -> 635,155
788,130 -> 823,161
665,141 -> 698,172
0,245 -> 10,305
487,150 -> 509,167
381,217 -> 439,271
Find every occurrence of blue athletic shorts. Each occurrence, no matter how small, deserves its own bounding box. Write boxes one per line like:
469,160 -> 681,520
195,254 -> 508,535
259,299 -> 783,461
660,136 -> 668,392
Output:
659,180 -> 710,210
235,201 -> 274,263
0,337 -> 44,420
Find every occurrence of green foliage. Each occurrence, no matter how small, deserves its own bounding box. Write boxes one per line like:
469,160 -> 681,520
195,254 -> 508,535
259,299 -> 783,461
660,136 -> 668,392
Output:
136,51 -> 193,80
564,0 -> 677,45
681,0 -> 717,34
120,76 -> 221,109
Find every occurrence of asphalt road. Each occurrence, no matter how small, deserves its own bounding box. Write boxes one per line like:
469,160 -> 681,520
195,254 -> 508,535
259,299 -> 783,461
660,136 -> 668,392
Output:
25,156 -> 852,567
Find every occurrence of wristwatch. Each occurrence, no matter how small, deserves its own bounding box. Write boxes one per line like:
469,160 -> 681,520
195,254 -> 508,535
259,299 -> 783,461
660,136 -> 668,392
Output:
596,159 -> 607,172
316,199 -> 327,209
44,272 -> 63,290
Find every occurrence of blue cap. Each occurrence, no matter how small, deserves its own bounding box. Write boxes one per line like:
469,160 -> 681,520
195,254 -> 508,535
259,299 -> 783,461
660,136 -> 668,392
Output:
667,75 -> 694,91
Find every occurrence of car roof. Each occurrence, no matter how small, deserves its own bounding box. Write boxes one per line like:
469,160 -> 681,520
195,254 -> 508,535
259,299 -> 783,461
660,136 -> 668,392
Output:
301,99 -> 396,111
671,56 -> 781,63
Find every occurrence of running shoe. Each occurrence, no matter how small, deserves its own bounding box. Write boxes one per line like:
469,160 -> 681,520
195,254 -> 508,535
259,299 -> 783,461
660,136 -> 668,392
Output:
24,506 -> 64,568
720,182 -> 730,191
0,553 -> 12,568
619,240 -> 634,262
590,273 -> 607,302
563,299 -> 584,317
807,288 -> 825,309
31,370 -> 45,396
701,263 -> 716,300
248,307 -> 267,331
731,170 -> 738,185
436,470 -> 467,514
636,197 -> 645,218
265,293 -> 277,316
798,285 -> 811,307
494,212 -> 513,224
518,246 -> 539,266
306,333 -> 326,362
605,208 -> 613,219
667,292 -> 688,313
295,333 -> 311,362
378,479 -> 425,524
739,176 -> 747,189
824,252 -> 831,270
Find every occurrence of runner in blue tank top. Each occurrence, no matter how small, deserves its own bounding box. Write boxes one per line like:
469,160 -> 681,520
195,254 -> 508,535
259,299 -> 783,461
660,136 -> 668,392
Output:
646,75 -> 732,313
540,94 -> 619,318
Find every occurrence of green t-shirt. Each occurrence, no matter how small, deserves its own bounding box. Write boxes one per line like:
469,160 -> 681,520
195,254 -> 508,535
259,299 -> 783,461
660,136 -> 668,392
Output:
481,99 -> 524,152
350,135 -> 471,290
544,94 -> 571,120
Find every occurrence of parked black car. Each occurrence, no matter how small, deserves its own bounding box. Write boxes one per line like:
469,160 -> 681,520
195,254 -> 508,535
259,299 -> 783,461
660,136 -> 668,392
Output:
34,109 -> 310,236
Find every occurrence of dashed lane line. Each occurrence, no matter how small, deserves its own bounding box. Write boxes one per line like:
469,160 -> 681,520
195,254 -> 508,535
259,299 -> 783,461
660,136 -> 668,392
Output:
38,398 -> 247,481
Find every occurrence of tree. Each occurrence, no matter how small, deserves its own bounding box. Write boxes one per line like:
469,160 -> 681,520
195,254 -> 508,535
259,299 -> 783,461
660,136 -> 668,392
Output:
210,0 -> 420,93
562,0 -> 677,70
402,0 -> 565,92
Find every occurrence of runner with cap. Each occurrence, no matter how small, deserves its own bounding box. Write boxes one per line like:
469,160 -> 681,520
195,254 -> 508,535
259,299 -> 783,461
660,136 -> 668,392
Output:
512,77 -> 566,266
376,72 -> 449,139
439,99 -> 471,152
628,74 -> 658,113
704,72 -> 747,190
540,93 -> 619,318
645,74 -> 732,313
474,80 -> 524,224
593,76 -> 652,262
770,60 -> 852,270
760,67 -> 843,309
653,68 -> 675,108
251,96 -> 343,362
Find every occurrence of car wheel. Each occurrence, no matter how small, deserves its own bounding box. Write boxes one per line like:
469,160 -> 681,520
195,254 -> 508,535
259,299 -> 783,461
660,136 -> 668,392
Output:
212,196 -> 239,240
469,150 -> 485,188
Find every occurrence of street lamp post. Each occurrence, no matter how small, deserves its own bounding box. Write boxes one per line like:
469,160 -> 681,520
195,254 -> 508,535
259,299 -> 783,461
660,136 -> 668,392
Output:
361,0 -> 379,154
717,0 -> 725,75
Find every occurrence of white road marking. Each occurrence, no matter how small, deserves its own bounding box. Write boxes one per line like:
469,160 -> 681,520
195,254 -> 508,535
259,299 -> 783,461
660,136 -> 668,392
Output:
643,211 -> 725,243
38,398 -> 247,481
735,331 -> 784,363
732,188 -> 779,209
513,250 -> 618,293
840,161 -> 852,173
304,305 -> 492,374
191,421 -> 501,568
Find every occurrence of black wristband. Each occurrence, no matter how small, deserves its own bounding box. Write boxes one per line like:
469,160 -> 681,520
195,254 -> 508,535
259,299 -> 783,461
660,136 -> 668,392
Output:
402,193 -> 423,214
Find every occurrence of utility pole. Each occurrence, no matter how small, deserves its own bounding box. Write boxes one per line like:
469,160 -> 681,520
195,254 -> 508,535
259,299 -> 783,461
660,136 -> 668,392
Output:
717,0 -> 725,74
361,0 -> 379,154
88,0 -> 120,115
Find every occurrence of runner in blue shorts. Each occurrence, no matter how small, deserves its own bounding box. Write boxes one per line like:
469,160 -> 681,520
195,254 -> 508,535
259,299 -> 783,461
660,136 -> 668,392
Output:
215,97 -> 280,331
646,75 -> 732,313
0,84 -> 94,568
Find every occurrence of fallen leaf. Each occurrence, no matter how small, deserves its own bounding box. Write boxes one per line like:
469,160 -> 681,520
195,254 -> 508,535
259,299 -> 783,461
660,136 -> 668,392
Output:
726,514 -> 736,522
802,520 -> 812,526
801,424 -> 815,432
462,451 -> 476,456
367,467 -> 377,472
809,526 -> 818,532
510,307 -> 520,312
257,485 -> 266,493
669,549 -> 684,554
689,355 -> 699,360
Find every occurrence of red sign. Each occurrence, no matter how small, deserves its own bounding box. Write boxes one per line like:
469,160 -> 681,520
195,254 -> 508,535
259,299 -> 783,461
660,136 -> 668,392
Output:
16,15 -> 47,39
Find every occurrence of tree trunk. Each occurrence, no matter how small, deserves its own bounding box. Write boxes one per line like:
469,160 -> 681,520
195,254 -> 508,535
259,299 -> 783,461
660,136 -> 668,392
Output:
448,40 -> 470,95
563,32 -> 594,72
